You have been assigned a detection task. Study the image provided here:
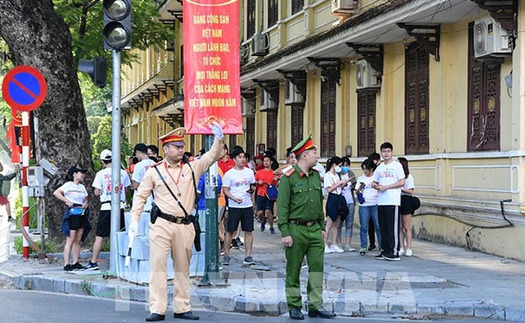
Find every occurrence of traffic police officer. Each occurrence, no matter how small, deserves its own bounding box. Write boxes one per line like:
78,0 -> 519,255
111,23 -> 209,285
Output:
130,122 -> 224,321
277,134 -> 336,320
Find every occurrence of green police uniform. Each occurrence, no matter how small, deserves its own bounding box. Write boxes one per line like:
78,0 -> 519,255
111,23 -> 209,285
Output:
277,161 -> 325,311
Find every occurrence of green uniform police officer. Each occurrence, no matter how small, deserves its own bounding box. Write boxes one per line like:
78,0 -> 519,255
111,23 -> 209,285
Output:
277,134 -> 336,320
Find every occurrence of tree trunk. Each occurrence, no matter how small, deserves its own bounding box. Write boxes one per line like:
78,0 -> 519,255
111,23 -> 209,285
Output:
0,1 -> 95,241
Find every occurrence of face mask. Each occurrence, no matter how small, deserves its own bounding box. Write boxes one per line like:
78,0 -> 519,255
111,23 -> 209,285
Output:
340,166 -> 349,174
334,166 -> 342,173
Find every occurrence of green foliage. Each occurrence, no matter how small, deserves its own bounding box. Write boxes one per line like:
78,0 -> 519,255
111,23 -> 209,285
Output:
13,189 -> 38,230
13,236 -> 63,255
91,114 -> 133,170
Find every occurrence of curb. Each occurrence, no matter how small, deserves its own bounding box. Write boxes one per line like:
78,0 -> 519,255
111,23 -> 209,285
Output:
3,272 -> 525,321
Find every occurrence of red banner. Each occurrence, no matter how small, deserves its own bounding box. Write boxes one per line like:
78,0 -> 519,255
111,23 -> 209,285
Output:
183,0 -> 242,134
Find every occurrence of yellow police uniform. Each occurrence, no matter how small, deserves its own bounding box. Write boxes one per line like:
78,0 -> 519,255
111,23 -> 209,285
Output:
131,127 -> 222,316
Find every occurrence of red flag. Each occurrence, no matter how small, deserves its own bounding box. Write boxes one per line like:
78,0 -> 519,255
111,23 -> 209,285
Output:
183,0 -> 242,134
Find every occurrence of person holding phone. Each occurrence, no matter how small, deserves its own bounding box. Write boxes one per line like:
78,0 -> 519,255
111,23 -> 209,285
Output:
356,159 -> 380,255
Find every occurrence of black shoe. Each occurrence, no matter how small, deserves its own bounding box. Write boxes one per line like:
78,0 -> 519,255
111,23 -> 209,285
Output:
145,313 -> 166,321
63,264 -> 74,271
72,262 -> 86,270
308,308 -> 336,319
235,237 -> 244,247
374,253 -> 384,260
368,244 -> 376,251
289,308 -> 304,320
7,216 -> 13,222
231,239 -> 239,249
173,311 -> 199,320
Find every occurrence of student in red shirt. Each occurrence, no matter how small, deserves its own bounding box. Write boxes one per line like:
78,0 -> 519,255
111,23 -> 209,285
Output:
255,156 -> 278,234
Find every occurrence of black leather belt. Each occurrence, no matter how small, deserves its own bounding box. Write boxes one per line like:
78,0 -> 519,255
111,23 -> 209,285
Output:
289,220 -> 316,227
159,212 -> 193,225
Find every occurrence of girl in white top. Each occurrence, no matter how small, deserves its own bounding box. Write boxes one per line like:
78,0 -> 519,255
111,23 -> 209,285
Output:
398,157 -> 415,257
323,156 -> 348,254
54,166 -> 89,271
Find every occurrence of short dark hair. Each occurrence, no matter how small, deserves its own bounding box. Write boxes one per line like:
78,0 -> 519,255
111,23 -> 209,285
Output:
134,143 -> 148,155
361,158 -> 376,171
147,145 -> 159,155
380,142 -> 393,151
285,147 -> 293,157
230,146 -> 245,159
368,152 -> 380,161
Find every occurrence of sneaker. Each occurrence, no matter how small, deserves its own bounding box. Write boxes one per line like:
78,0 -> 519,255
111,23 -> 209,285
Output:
260,220 -> 266,232
231,239 -> 239,249
86,261 -> 99,271
63,264 -> 74,271
243,256 -> 256,265
269,227 -> 275,234
359,248 -> 367,255
399,248 -> 405,256
383,255 -> 401,261
72,262 -> 86,270
368,244 -> 376,251
374,253 -> 384,260
344,245 -> 356,252
330,244 -> 344,253
405,249 -> 413,257
236,237 -> 244,247
324,245 -> 333,254
7,216 -> 13,222
223,255 -> 230,266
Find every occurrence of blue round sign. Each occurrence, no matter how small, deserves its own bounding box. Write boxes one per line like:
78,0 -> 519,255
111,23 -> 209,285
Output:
2,66 -> 47,111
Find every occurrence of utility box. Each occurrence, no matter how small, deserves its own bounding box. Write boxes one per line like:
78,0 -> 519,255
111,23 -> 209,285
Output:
27,166 -> 45,197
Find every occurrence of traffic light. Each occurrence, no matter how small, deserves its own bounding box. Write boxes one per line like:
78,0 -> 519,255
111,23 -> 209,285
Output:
103,0 -> 132,50
78,57 -> 107,87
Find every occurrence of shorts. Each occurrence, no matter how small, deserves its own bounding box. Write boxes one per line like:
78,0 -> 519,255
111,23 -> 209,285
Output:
69,214 -> 89,231
256,195 -> 274,212
226,207 -> 254,233
95,209 -> 125,237
0,195 -> 9,206
400,195 -> 415,215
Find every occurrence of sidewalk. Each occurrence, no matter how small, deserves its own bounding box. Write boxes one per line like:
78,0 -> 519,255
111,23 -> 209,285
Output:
1,221 -> 525,321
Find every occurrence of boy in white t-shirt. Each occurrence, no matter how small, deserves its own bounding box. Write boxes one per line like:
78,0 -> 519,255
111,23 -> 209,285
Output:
222,146 -> 256,266
372,142 -> 405,261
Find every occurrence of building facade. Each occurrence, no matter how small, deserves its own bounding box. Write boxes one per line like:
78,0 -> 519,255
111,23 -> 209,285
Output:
121,0 -> 525,260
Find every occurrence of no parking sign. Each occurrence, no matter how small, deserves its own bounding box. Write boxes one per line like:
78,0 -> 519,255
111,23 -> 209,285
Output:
2,65 -> 47,111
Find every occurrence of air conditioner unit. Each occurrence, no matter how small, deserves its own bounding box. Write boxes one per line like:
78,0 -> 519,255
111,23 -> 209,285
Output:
260,90 -> 276,112
240,43 -> 250,65
242,98 -> 255,116
284,80 -> 304,105
252,33 -> 269,56
474,16 -> 512,58
356,60 -> 380,89
331,0 -> 357,15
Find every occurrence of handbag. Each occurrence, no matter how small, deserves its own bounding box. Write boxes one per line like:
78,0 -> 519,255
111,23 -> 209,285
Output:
412,196 -> 421,211
266,183 -> 278,201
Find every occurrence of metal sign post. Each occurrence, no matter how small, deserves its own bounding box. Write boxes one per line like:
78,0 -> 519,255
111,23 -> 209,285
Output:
109,49 -> 122,274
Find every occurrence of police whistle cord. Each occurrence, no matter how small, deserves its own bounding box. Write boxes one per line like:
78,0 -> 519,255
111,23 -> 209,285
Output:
413,199 -> 514,250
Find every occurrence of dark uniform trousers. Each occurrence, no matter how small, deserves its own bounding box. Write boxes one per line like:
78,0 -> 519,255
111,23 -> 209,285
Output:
285,222 -> 324,311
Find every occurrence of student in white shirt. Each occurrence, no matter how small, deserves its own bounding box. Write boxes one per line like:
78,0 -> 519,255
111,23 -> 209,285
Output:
372,142 -> 405,261
323,156 -> 348,254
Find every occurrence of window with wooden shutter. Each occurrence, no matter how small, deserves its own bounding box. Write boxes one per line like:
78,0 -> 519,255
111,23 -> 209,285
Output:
357,89 -> 377,157
320,79 -> 336,157
268,0 -> 278,28
467,22 -> 501,151
267,110 -> 278,150
291,0 -> 303,15
405,43 -> 430,155
229,135 -> 237,150
291,105 -> 304,147
245,116 -> 255,157
247,0 -> 256,39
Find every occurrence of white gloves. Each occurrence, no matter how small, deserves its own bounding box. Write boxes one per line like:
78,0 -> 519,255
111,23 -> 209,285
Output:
211,121 -> 224,140
128,221 -> 138,237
